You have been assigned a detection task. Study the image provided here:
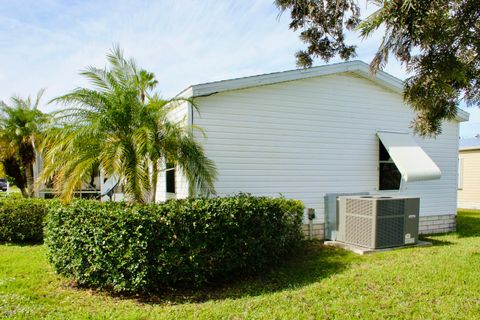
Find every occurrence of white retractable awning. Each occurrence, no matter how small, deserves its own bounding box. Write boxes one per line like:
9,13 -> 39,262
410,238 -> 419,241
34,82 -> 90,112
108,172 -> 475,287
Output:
377,131 -> 441,182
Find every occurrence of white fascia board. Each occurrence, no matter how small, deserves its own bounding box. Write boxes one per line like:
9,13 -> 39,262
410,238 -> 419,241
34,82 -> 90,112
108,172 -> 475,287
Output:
456,109 -> 470,122
459,146 -> 480,151
350,63 -> 403,94
177,60 -> 469,122
184,60 -> 402,97
176,86 -> 194,99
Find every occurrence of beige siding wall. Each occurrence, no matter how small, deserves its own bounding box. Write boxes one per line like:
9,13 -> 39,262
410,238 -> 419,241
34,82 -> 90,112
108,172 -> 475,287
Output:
458,149 -> 480,209
193,72 -> 460,223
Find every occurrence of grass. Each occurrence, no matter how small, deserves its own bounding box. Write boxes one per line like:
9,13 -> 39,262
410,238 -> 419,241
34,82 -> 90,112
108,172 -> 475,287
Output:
1,210 -> 480,319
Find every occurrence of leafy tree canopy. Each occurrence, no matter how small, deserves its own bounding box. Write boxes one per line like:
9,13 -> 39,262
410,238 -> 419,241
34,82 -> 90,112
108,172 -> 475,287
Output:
276,0 -> 480,136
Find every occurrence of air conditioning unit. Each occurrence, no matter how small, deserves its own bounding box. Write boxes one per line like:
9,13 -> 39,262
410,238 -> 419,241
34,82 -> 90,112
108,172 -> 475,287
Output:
336,195 -> 419,249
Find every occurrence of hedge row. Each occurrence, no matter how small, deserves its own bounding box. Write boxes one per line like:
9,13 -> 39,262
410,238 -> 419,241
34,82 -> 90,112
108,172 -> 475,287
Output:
45,195 -> 304,292
0,197 -> 50,243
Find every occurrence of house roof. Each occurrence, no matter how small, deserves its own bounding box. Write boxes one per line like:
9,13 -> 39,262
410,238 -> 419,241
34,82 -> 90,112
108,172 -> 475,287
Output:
178,60 -> 469,122
460,137 -> 480,151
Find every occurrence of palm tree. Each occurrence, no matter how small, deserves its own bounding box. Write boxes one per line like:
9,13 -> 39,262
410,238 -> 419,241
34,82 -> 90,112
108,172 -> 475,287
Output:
41,46 -> 217,203
0,90 -> 48,197
143,94 -> 217,202
136,69 -> 158,104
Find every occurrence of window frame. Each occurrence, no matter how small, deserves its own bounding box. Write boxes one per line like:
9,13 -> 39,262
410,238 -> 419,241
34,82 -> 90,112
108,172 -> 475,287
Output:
166,166 -> 176,194
378,140 -> 402,191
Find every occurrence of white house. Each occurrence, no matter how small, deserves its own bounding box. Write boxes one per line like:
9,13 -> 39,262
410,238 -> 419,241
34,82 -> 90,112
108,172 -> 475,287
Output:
156,60 -> 469,238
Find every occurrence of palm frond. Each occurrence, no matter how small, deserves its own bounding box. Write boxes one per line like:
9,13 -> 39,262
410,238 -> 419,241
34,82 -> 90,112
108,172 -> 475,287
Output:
41,46 -> 217,202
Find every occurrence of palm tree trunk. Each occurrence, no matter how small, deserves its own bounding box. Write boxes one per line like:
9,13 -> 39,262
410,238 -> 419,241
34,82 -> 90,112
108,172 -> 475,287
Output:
20,187 -> 29,198
151,162 -> 158,203
25,163 -> 34,197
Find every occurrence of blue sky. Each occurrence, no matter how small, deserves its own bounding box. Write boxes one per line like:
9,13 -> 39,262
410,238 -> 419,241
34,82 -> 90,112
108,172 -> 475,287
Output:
1,0 -> 478,137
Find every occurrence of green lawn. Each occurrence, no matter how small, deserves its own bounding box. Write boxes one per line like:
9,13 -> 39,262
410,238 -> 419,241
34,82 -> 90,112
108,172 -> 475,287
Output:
1,210 -> 480,319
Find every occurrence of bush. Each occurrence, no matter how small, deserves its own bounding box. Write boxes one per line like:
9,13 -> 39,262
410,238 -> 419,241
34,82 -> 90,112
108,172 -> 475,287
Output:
0,197 -> 50,243
45,195 -> 304,292
0,191 -> 22,199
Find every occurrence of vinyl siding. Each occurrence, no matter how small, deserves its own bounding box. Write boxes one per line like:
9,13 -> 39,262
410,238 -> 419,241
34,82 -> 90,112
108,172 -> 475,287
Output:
192,72 -> 460,223
458,150 -> 480,209
155,101 -> 190,202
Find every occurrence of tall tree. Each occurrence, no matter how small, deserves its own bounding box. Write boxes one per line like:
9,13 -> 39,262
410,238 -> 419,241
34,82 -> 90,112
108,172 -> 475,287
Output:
0,90 -> 48,197
276,0 -> 480,136
41,46 -> 217,202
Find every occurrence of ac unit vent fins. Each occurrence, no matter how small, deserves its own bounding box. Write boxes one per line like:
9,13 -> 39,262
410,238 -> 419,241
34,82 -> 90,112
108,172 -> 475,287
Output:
346,199 -> 373,216
377,200 -> 405,217
376,217 -> 405,247
345,215 -> 372,247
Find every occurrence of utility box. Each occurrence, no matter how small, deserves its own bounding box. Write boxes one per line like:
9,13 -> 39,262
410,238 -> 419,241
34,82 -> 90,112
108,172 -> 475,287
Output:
336,195 -> 420,249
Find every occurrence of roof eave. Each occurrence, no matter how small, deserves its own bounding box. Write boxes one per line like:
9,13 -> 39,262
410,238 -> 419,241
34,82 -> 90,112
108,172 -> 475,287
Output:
456,109 -> 470,122
181,60 -> 403,98
177,60 -> 470,123
460,146 -> 480,151
176,86 -> 194,99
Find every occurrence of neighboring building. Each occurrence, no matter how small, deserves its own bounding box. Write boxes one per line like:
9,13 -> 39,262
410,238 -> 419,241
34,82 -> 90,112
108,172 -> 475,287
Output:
458,136 -> 480,209
158,61 -> 468,238
33,152 -> 102,199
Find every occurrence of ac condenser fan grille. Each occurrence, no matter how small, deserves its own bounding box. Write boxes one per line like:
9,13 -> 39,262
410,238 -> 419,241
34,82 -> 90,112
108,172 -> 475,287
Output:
376,217 -> 405,247
377,200 -> 405,217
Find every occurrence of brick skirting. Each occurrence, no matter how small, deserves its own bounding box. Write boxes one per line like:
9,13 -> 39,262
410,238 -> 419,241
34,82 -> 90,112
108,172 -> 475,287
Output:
419,214 -> 456,234
301,223 -> 324,239
302,214 -> 456,240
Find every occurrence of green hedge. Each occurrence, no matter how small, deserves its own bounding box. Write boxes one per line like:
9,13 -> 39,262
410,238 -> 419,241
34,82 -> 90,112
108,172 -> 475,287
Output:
45,195 -> 304,292
0,197 -> 50,243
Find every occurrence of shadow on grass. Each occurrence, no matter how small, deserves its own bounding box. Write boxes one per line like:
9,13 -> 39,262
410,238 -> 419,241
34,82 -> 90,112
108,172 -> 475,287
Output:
418,236 -> 454,246
122,241 -> 358,305
0,242 -> 44,247
101,211 -> 480,304
417,210 -> 480,245
456,210 -> 480,238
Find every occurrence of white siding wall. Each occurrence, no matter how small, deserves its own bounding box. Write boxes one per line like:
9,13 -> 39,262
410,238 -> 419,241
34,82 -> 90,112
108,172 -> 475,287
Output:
193,72 -> 460,223
155,101 -> 190,202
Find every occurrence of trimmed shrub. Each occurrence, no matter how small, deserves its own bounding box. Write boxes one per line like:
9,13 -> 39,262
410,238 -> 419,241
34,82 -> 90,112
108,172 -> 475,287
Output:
45,195 -> 304,292
0,191 -> 22,199
0,197 -> 50,243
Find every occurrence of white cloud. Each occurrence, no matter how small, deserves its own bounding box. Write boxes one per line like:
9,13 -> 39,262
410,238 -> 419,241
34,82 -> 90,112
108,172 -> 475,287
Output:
0,0 -> 476,135
0,0 -> 303,106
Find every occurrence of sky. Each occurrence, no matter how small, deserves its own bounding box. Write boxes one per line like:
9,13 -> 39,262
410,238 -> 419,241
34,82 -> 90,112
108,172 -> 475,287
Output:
1,0 -> 478,137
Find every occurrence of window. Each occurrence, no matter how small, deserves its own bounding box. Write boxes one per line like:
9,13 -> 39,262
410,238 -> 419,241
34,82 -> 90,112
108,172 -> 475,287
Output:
458,158 -> 464,190
377,131 -> 441,183
166,164 -> 175,193
379,140 -> 401,190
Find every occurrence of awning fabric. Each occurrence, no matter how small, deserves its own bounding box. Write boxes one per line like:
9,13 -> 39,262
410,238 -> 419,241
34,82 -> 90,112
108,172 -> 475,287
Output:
377,131 -> 441,182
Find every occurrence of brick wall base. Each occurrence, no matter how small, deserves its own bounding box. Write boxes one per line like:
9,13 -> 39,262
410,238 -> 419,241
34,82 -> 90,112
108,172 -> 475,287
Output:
302,223 -> 324,240
302,214 -> 456,240
419,214 -> 456,234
